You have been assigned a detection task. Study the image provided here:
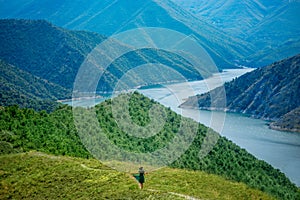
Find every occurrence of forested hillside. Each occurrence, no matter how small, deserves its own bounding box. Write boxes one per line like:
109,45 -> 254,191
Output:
1,0 -> 299,67
0,92 -> 299,199
0,19 -> 206,108
180,54 -> 300,132
0,60 -> 68,112
0,19 -> 105,90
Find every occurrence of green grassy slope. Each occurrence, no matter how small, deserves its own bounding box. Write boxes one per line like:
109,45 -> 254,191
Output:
0,152 -> 275,200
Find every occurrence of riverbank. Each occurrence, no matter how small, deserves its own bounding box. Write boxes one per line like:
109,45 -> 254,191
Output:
57,95 -> 103,103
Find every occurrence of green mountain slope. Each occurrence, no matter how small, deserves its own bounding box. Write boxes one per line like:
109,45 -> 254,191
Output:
180,54 -> 300,132
0,0 -> 254,68
0,19 -> 208,98
0,152 -> 180,200
1,0 -> 298,67
0,92 -> 299,199
0,60 -> 70,112
171,0 -> 300,66
246,2 -> 300,66
0,19 -> 105,90
0,152 -> 275,200
171,0 -> 269,34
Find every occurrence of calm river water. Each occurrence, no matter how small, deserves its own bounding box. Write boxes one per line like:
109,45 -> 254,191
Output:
66,68 -> 300,186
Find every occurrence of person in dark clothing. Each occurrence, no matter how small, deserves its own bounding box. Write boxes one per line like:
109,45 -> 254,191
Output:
138,167 -> 145,189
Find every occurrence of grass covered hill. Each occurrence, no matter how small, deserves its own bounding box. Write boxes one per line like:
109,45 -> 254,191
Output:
0,92 -> 299,199
0,152 -> 275,200
180,54 -> 300,132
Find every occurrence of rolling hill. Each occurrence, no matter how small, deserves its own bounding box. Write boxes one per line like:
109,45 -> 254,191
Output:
0,92 -> 299,199
0,152 -> 275,200
180,54 -> 300,132
0,0 -> 256,68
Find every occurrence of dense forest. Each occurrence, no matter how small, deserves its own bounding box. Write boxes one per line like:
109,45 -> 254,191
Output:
0,19 -> 105,90
0,92 -> 299,199
0,104 -> 90,158
0,60 -> 68,112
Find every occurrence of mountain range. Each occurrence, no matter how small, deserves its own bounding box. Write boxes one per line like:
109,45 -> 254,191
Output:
1,2 -> 298,111
0,0 -> 281,68
171,0 -> 300,66
0,19 -> 207,110
180,54 -> 300,132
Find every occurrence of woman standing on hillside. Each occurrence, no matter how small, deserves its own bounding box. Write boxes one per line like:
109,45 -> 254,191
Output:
138,167 -> 145,189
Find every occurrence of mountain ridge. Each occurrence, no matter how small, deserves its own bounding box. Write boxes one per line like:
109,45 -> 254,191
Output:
0,59 -> 69,112
171,0 -> 300,66
180,54 -> 300,132
0,0 -> 257,68
0,19 -> 210,110
0,19 -> 105,89
270,106 -> 300,133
